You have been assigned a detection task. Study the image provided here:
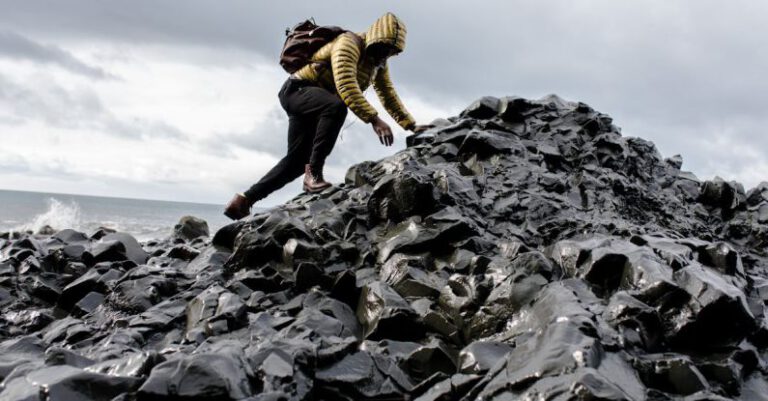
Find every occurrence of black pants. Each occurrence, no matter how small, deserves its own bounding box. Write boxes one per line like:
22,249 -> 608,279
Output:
243,78 -> 348,202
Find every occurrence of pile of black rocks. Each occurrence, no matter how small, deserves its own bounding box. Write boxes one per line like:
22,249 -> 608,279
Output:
1,95 -> 767,400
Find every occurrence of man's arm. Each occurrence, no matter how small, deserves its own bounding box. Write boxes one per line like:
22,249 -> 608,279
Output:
331,33 -> 379,123
372,63 -> 416,131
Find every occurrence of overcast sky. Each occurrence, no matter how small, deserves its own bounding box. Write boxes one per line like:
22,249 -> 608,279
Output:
1,1 -> 766,206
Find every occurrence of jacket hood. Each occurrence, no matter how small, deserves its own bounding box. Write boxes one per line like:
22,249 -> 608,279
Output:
362,12 -> 407,53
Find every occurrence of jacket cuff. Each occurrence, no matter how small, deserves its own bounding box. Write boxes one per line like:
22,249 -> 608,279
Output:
361,111 -> 379,124
399,118 -> 416,131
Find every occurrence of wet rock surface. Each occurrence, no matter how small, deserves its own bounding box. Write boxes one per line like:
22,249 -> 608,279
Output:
2,94 -> 768,400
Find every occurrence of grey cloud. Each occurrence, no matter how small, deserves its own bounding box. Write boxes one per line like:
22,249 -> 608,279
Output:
0,30 -> 116,80
0,73 -> 184,141
0,152 -> 31,174
208,106 -> 289,157
108,118 -> 185,141
0,115 -> 25,126
0,149 -> 122,184
4,1 -> 766,119
0,73 -> 104,128
3,2 -> 763,95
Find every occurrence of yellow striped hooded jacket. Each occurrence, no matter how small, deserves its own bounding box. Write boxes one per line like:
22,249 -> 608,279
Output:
292,12 -> 416,131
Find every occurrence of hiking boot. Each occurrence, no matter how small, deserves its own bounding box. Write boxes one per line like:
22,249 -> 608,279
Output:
303,163 -> 332,193
224,193 -> 253,220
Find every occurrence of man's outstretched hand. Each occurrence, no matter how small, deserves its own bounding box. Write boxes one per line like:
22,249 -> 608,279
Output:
371,116 -> 394,146
371,117 -> 434,146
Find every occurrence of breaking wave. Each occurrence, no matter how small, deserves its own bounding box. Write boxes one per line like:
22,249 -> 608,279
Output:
13,197 -> 83,234
0,191 -> 230,241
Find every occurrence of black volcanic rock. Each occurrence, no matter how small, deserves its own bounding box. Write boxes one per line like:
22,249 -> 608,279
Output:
2,365 -> 141,400
137,352 -> 253,400
2,94 -> 768,400
173,215 -> 210,240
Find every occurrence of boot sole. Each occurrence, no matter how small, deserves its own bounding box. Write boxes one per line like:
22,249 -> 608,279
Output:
303,184 -> 332,194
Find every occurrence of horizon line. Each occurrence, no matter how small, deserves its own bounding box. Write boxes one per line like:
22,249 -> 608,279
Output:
0,187 -> 228,208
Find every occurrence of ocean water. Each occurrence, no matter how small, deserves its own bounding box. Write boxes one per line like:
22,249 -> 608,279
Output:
0,189 -> 239,241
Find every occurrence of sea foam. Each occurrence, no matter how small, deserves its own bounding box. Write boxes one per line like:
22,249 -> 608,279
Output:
14,197 -> 82,234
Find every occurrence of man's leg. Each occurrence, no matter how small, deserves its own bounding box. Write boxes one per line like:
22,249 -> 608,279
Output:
242,114 -> 315,203
241,81 -> 346,202
278,84 -> 348,191
305,88 -> 348,169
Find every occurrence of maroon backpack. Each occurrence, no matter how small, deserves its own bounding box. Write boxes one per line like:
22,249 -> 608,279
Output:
279,19 -> 348,74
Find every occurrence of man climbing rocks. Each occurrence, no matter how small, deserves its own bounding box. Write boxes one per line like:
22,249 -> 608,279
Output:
224,12 -> 431,220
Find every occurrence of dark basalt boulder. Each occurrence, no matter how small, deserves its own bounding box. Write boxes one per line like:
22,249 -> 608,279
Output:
2,365 -> 140,400
184,284 -> 247,342
137,353 -> 253,400
315,350 -> 414,400
107,265 -> 180,313
173,215 -> 210,240
458,341 -> 514,374
85,351 -> 164,378
700,177 -> 745,211
367,170 -> 437,224
666,263 -> 756,348
85,232 -> 149,266
357,281 -> 424,341
2,94 -> 768,400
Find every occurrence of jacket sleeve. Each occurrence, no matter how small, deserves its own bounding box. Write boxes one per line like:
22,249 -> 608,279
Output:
373,63 -> 416,131
331,33 -> 379,123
